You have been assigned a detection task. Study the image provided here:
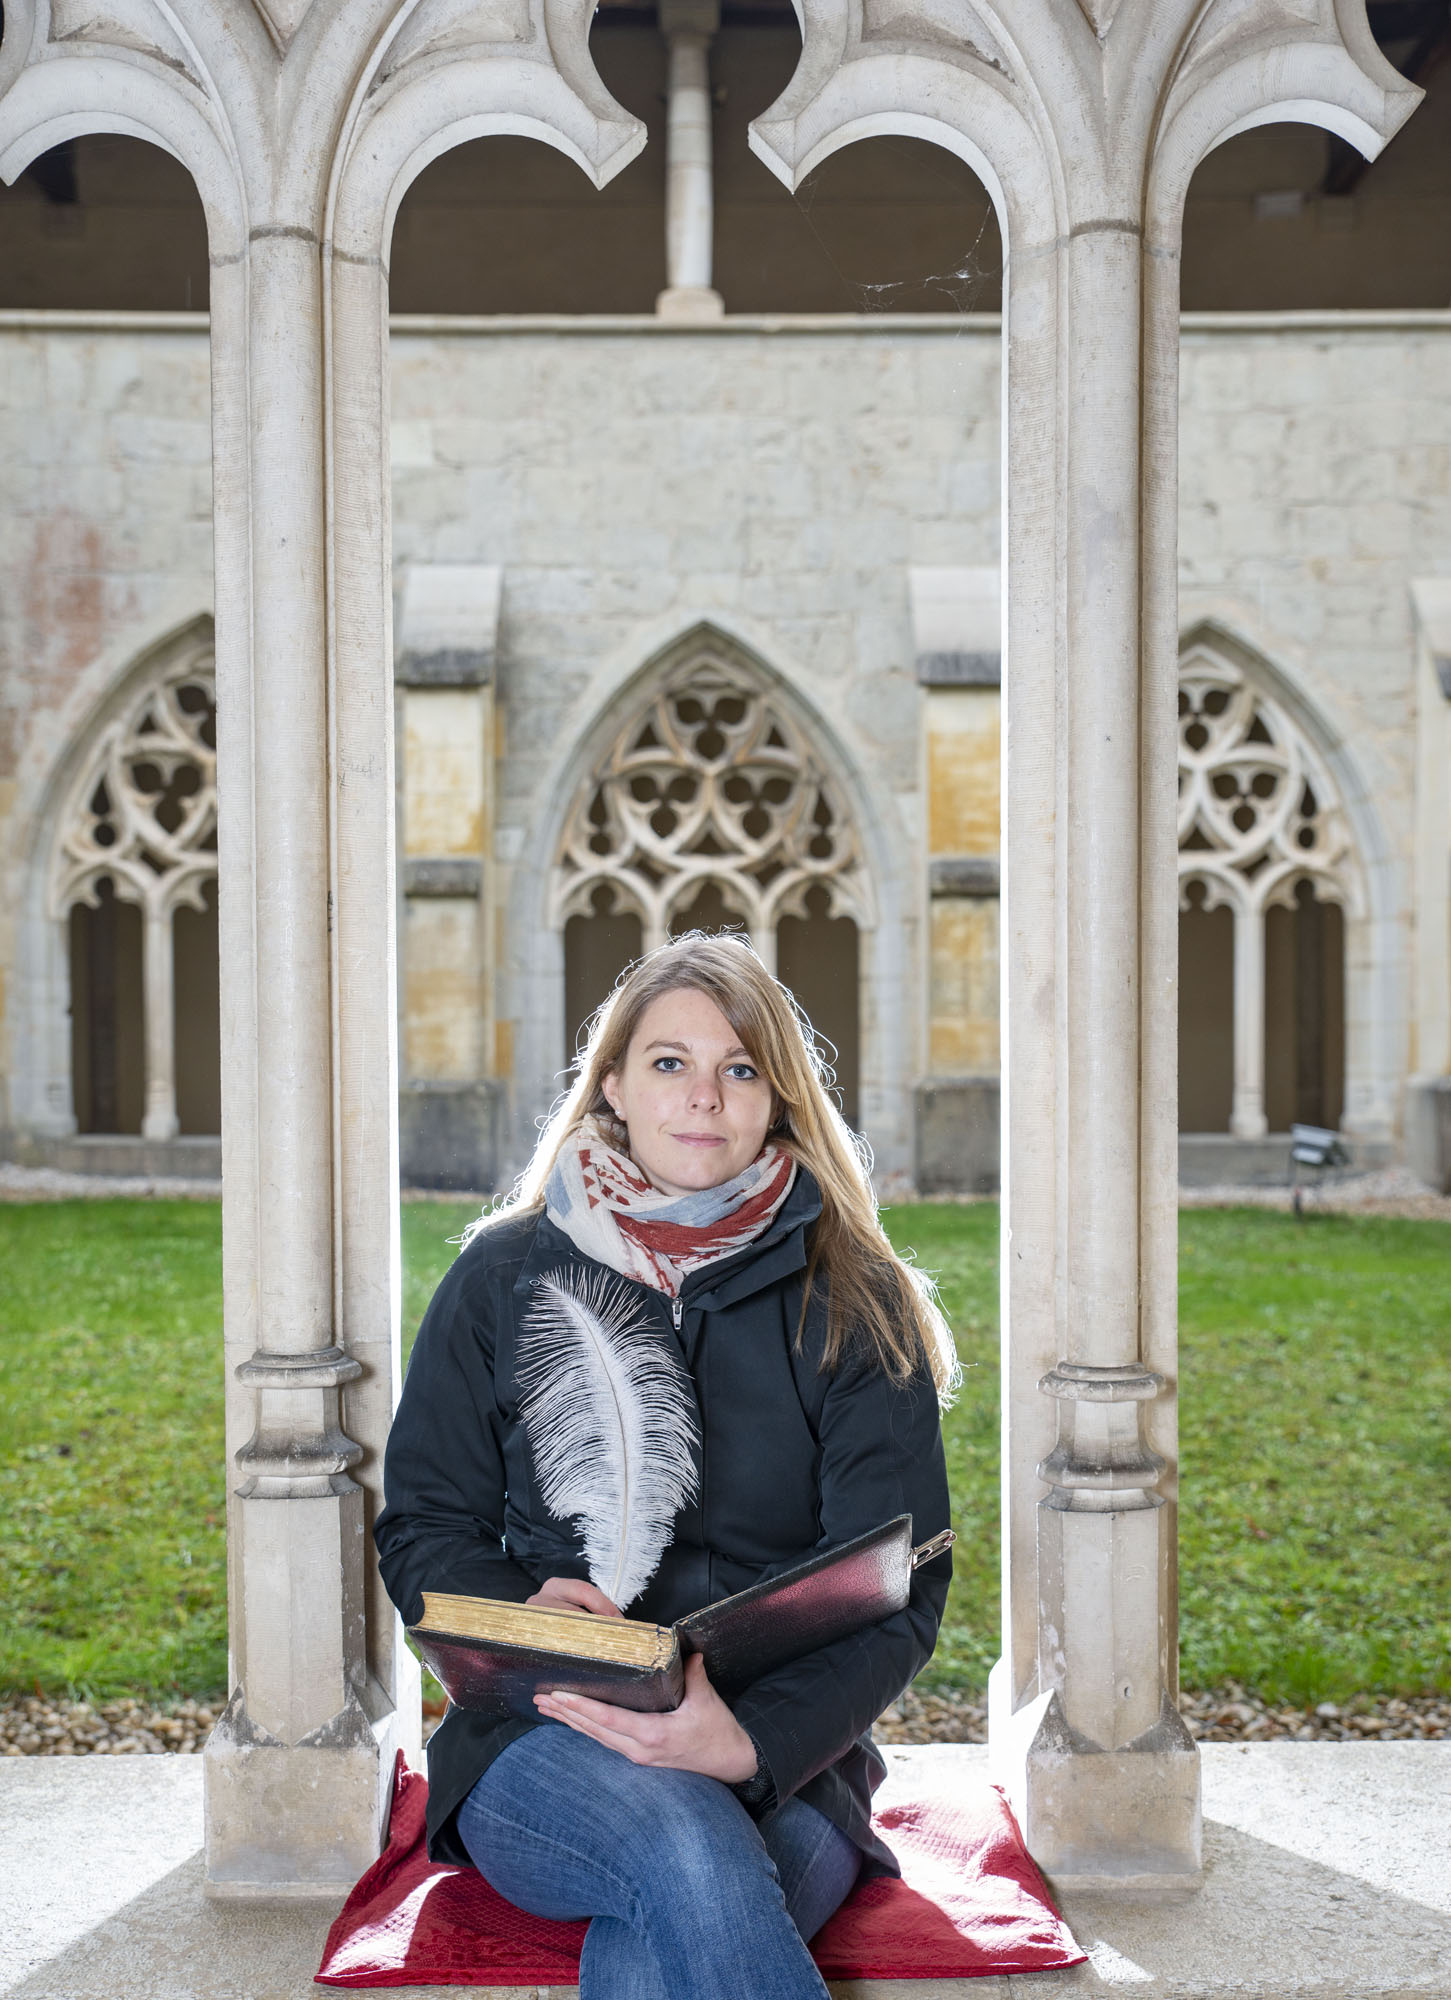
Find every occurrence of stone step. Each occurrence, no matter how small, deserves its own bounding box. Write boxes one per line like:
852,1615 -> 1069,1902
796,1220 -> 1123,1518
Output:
1,1743 -> 1447,1998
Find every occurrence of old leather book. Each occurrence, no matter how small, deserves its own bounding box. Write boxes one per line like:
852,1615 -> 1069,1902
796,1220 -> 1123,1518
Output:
411,1515 -> 953,1719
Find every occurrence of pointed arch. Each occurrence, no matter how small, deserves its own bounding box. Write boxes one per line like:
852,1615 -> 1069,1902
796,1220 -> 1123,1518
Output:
1177,621 -> 1399,1145
505,620 -> 898,1149
1177,621 -> 1365,926
550,623 -> 873,962
13,615 -> 218,1145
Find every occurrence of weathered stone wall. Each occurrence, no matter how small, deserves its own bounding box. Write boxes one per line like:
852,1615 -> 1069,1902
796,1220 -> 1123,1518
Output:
1,312 -> 1447,1181
0,320 -> 213,1146
1178,317 -> 1451,1142
390,319 -> 1000,1179
1179,321 -> 1445,811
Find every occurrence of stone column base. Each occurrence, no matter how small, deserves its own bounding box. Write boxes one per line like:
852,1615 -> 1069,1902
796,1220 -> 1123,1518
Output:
990,1667 -> 1202,1898
203,1687 -> 407,1899
914,1076 -> 1000,1193
655,285 -> 725,321
398,1079 -> 502,1191
1405,1076 -> 1451,1193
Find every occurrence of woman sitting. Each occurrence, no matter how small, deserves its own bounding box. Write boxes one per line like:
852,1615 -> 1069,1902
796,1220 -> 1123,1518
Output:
376,932 -> 957,2000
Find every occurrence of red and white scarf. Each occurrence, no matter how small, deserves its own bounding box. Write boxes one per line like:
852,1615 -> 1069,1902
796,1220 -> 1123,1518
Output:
544,1114 -> 797,1298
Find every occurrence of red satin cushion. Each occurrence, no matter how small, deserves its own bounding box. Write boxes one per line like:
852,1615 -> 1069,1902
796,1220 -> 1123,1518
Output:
316,1754 -> 1084,1987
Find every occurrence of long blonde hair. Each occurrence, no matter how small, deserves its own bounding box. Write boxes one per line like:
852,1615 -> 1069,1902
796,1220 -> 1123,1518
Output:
473,933 -> 957,1397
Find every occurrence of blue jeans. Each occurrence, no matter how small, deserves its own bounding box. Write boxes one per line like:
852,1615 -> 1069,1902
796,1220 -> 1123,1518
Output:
456,1725 -> 862,2000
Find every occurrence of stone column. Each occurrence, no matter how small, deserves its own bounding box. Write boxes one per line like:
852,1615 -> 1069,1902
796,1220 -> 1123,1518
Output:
324,236 -> 421,1803
996,164 -> 1203,1897
1407,578 -> 1451,1190
656,0 -> 724,321
1230,902 -> 1268,1139
203,224 -> 389,1898
749,0 -> 1419,1895
140,907 -> 179,1140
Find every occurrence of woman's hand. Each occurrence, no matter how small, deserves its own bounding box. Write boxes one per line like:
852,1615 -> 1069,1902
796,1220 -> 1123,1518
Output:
533,1652 -> 759,1784
525,1576 -> 624,1616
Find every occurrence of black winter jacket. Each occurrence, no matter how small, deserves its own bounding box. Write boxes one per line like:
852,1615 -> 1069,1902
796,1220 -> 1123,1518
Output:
374,1169 -> 954,1877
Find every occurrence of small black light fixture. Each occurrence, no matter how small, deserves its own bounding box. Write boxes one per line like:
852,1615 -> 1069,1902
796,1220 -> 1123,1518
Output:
1289,1123 -> 1350,1215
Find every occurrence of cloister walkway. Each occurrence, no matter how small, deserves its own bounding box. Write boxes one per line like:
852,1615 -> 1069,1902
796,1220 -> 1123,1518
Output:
3,1743 -> 1447,2000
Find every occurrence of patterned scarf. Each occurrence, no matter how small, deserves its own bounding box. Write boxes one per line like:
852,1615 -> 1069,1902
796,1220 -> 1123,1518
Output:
544,1113 -> 797,1298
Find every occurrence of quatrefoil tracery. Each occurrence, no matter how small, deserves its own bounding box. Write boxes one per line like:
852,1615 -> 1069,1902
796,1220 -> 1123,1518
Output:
1177,658 -> 1354,920
555,665 -> 866,944
52,667 -> 219,924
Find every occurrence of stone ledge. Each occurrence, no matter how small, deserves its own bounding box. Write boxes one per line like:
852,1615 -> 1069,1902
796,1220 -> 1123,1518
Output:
0,1132 -> 223,1181
1178,1132 -> 1394,1188
4,308 -> 1451,338
1,1744 -> 1447,1998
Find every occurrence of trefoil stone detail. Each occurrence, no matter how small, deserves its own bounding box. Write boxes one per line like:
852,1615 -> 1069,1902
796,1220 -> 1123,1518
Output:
553,652 -> 867,953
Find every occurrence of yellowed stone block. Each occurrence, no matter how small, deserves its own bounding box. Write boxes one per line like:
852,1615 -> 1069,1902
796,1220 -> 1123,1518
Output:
929,899 -> 1000,1075
926,689 -> 1000,858
494,1017 -> 514,1078
403,900 -> 486,1080
403,689 -> 488,859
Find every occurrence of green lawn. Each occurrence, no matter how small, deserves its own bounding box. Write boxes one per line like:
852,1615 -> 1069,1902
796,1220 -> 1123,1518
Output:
0,1202 -> 228,1697
1,1199 -> 1447,1707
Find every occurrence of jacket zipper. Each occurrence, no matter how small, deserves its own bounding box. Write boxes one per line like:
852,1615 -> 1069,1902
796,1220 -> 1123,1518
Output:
671,1295 -> 683,1331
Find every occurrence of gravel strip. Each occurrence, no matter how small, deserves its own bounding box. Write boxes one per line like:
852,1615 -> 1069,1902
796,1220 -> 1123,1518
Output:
1176,1164 -> 1451,1221
874,1683 -> 1450,1745
0,1696 -> 218,1755
6,1685 -> 1444,1755
0,1163 -> 222,1203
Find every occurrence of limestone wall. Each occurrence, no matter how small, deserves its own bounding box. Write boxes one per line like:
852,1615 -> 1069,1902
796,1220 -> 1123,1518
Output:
1,310 -> 1447,1182
0,319 -> 213,1145
1178,315 -> 1451,1140
389,318 -> 999,1178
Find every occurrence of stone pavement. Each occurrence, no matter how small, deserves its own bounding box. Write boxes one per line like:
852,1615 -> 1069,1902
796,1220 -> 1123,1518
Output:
2,1743 -> 1447,2000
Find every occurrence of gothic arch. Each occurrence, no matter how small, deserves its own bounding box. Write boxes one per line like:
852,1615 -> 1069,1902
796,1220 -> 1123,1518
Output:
553,628 -> 873,1112
507,621 -> 909,1167
551,633 -> 873,960
13,616 -> 218,1144
1177,621 -> 1398,1144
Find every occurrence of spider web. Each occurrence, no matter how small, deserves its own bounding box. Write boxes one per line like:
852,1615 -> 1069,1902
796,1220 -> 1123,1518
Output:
788,138 -> 1002,317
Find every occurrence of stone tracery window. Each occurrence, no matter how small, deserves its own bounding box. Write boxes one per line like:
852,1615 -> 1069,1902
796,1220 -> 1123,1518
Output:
1177,647 -> 1356,1138
555,659 -> 867,948
553,649 -> 868,1118
52,652 -> 219,1139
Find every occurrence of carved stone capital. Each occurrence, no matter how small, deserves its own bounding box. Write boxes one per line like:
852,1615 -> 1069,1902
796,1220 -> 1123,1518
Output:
236,1345 -> 363,1390
1039,1360 -> 1163,1402
1038,1363 -> 1167,1514
234,1346 -> 364,1500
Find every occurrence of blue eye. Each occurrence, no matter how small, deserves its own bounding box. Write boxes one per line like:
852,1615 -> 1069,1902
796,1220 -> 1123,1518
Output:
726,1064 -> 758,1082
653,1056 -> 683,1073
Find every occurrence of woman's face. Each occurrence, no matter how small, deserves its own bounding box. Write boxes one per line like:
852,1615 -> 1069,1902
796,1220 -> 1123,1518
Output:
601,987 -> 775,1198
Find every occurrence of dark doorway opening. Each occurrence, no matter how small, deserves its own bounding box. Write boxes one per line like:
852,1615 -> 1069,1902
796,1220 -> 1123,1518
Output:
564,883 -> 644,1069
68,879 -> 144,1134
174,878 -> 221,1135
1266,883 -> 1345,1132
1178,887 -> 1234,1132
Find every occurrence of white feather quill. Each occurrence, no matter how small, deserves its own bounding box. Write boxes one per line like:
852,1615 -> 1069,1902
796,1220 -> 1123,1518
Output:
517,1270 -> 700,1611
